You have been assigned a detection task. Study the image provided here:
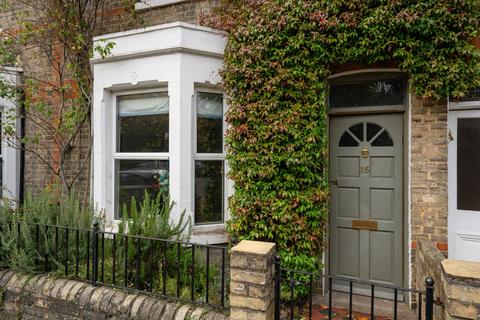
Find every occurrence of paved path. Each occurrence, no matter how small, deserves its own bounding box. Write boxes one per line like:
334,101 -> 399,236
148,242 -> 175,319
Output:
310,304 -> 391,320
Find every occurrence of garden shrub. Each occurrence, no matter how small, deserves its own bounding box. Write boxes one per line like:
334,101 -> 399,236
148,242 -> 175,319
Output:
0,185 -> 101,272
202,0 -> 480,280
117,189 -> 225,305
0,185 -> 226,305
119,187 -> 191,241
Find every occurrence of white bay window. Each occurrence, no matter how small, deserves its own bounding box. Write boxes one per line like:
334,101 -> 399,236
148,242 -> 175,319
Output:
92,22 -> 230,243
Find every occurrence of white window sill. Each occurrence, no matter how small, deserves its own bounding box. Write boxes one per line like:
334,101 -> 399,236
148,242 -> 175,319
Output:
135,0 -> 186,11
104,221 -> 227,244
192,224 -> 228,244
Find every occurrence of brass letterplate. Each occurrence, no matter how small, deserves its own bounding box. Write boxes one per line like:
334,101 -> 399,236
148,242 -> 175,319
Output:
352,220 -> 378,231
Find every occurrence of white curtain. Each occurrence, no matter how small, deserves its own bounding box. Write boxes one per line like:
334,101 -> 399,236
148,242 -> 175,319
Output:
197,93 -> 223,119
118,93 -> 169,117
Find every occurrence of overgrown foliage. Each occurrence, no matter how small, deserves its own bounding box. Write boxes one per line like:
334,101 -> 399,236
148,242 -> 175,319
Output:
202,0 -> 480,274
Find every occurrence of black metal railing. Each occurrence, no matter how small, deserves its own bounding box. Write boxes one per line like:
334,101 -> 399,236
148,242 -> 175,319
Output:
0,221 -> 228,310
274,256 -> 434,320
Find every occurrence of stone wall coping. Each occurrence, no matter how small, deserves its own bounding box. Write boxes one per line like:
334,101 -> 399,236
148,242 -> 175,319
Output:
418,239 -> 446,262
231,240 -> 275,256
0,270 -> 229,320
442,259 -> 480,281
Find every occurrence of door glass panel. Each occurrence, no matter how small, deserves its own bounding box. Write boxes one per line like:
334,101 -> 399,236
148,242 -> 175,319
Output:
329,77 -> 406,108
457,118 -> 480,211
117,92 -> 169,153
367,123 -> 382,141
339,131 -> 359,147
349,123 -> 364,142
116,159 -> 169,219
371,131 -> 394,146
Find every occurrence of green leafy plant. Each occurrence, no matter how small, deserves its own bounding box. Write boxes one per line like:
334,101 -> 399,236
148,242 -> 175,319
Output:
0,185 -> 227,306
200,0 -> 480,296
119,187 -> 191,241
0,184 -> 102,272
98,189 -> 226,305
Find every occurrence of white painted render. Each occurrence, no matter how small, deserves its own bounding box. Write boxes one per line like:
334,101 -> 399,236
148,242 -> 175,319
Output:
91,22 -> 231,243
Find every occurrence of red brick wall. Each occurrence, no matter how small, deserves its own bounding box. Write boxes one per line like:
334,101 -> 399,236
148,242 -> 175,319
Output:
98,0 -> 220,35
0,0 -> 221,197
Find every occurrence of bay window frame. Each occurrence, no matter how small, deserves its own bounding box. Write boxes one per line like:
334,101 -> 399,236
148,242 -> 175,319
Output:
192,87 -> 228,226
111,87 -> 170,220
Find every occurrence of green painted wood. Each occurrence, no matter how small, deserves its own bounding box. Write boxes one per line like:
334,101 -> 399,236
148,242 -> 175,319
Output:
329,114 -> 403,299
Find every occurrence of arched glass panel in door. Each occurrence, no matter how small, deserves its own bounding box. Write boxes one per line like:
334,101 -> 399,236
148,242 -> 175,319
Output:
339,122 -> 393,147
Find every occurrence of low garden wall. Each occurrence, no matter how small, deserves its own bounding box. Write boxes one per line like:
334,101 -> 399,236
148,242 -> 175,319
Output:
416,239 -> 480,320
0,270 -> 228,320
415,239 -> 447,320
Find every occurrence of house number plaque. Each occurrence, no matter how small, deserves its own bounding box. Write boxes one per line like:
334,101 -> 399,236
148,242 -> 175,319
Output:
352,220 -> 378,231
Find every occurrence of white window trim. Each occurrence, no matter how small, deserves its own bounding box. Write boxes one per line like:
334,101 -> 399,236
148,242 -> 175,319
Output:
448,99 -> 480,111
112,88 -> 170,220
0,68 -> 21,204
135,0 -> 186,11
192,88 -> 228,227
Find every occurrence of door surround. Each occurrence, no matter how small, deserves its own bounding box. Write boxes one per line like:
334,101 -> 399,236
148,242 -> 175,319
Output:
326,70 -> 410,296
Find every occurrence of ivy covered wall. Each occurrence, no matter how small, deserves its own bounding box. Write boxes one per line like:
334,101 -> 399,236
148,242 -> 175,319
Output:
203,0 -> 480,272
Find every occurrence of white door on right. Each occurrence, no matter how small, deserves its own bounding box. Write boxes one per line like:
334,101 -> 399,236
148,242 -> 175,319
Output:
448,108 -> 480,262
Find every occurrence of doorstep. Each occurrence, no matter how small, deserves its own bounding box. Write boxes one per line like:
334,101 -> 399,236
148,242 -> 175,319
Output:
312,290 -> 418,320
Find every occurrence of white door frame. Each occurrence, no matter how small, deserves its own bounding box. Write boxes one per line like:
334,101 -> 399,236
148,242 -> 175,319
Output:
448,106 -> 480,261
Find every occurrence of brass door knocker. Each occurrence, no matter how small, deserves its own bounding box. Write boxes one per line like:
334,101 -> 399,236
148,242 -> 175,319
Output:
361,147 -> 369,159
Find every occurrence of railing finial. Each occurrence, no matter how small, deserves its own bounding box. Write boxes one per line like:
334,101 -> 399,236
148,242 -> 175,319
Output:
425,277 -> 435,320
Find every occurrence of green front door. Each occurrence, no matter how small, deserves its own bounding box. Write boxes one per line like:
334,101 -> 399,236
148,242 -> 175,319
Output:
329,113 -> 403,298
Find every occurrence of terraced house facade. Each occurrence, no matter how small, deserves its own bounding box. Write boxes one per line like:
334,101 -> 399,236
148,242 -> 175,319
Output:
0,0 -> 479,297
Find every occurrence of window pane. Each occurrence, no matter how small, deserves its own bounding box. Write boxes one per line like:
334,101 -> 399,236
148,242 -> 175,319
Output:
197,92 -> 223,153
329,78 -> 406,108
116,159 -> 169,219
457,118 -> 480,211
195,160 -> 224,224
117,93 -> 169,153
